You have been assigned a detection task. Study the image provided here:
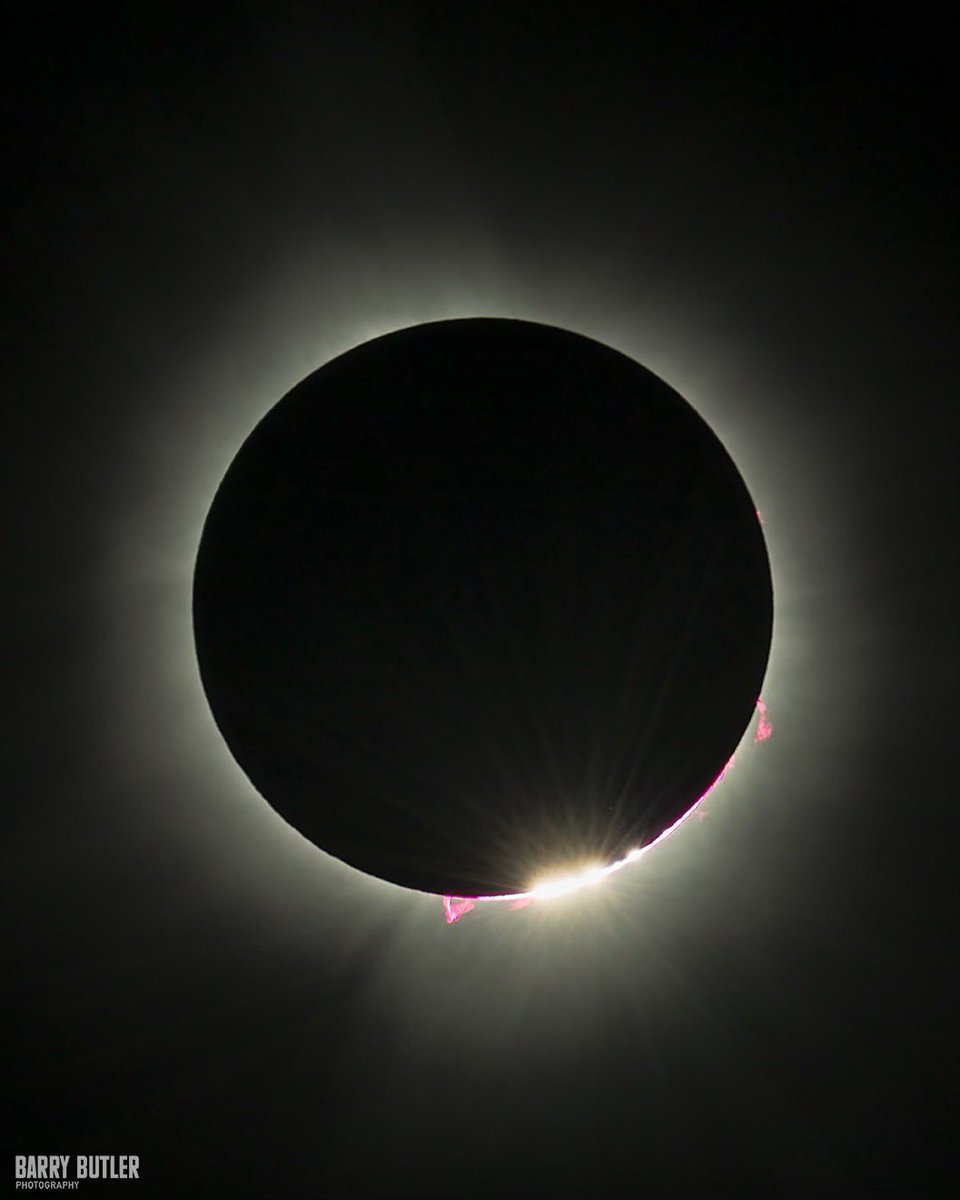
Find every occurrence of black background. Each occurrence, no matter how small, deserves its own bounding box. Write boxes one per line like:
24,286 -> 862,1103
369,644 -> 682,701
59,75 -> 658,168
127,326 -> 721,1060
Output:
4,4 -> 957,1197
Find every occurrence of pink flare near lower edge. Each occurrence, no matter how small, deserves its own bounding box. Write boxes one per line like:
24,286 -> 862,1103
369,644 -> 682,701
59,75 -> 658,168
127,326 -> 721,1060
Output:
441,698 -> 773,923
442,896 -> 476,923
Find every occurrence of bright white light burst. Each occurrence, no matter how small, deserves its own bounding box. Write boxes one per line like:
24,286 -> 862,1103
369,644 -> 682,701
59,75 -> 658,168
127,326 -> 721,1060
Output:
528,863 -> 609,900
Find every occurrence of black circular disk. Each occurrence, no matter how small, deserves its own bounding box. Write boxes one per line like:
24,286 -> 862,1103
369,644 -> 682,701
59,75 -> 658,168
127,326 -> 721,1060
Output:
194,319 -> 773,897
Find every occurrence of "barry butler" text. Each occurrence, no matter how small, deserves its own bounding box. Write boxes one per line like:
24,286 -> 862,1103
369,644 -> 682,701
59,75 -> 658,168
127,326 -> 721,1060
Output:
15,1155 -> 140,1179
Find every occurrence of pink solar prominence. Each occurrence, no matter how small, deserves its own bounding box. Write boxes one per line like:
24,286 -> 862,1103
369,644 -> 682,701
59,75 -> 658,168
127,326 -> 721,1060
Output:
440,697 -> 773,923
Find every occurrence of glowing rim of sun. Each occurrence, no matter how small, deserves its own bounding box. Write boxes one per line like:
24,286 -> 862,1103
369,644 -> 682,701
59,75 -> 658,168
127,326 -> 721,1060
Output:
441,698 -> 771,922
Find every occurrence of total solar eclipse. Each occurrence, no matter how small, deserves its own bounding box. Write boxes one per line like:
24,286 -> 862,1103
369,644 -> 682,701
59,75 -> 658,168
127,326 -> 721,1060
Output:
193,319 -> 773,898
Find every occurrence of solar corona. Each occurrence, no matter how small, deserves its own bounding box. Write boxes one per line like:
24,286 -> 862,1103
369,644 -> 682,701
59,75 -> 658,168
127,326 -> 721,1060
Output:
193,319 -> 773,906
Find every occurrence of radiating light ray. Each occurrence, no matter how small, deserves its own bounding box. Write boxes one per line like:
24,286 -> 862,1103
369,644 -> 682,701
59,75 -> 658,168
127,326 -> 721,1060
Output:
440,697 -> 773,922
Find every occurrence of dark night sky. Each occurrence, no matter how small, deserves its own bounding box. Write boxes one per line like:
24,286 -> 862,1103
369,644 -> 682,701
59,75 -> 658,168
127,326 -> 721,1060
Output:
4,4 -> 957,1197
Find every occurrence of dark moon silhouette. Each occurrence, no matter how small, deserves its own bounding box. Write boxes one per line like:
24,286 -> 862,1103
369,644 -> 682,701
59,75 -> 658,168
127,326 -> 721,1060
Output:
193,319 -> 773,897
